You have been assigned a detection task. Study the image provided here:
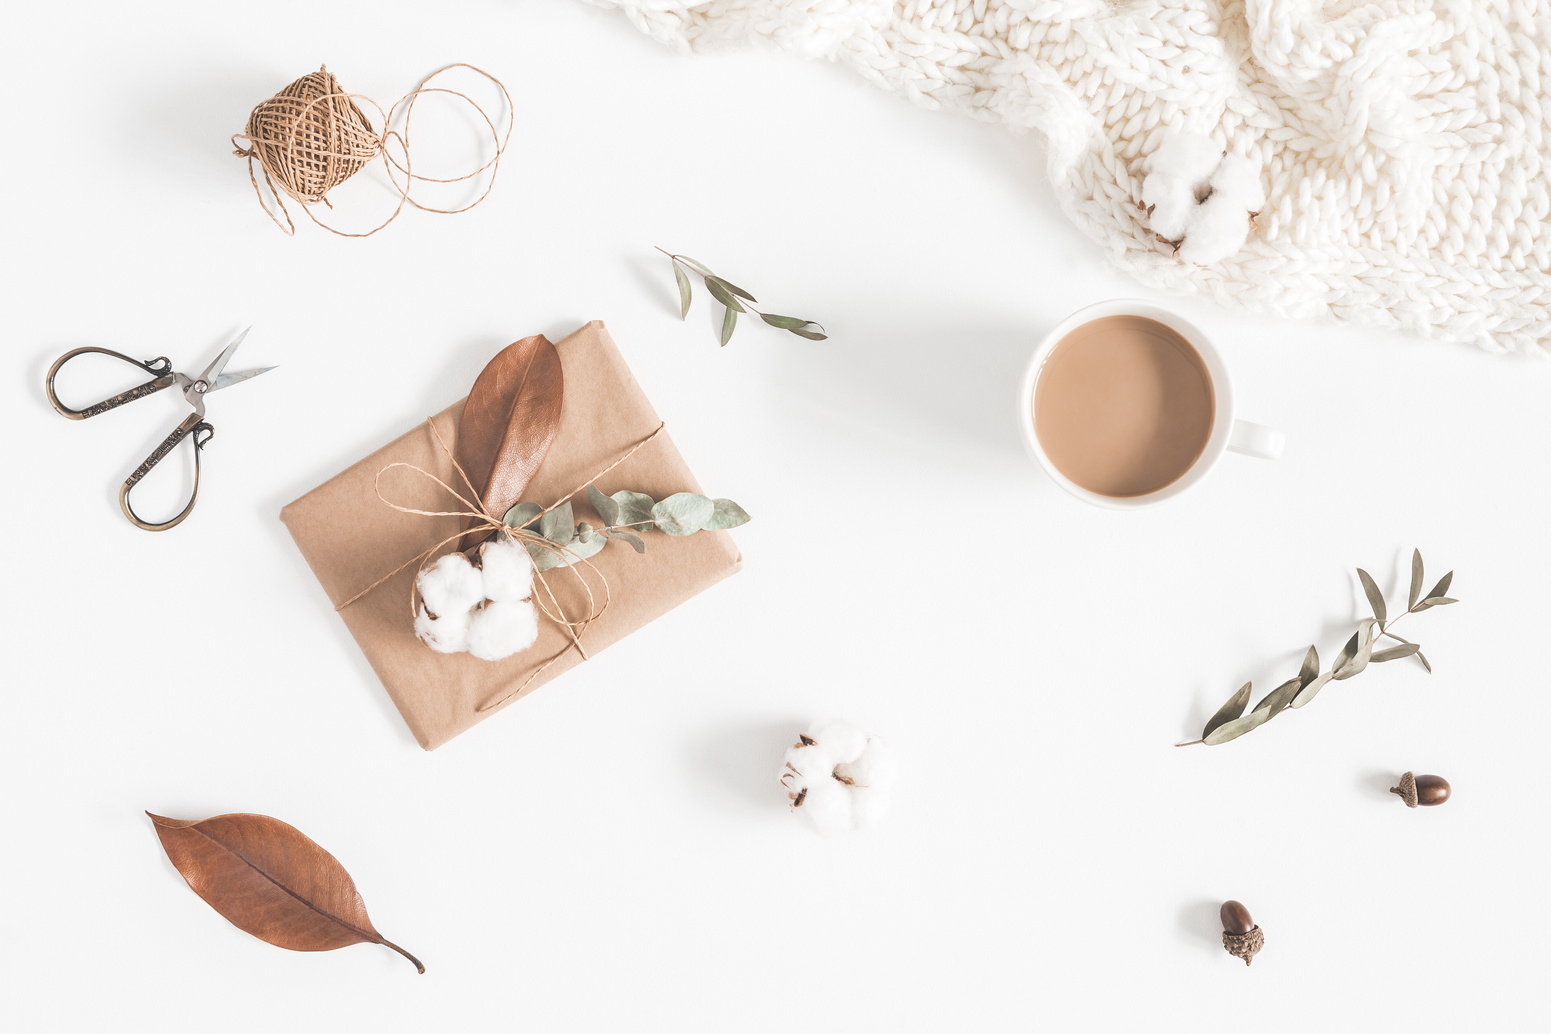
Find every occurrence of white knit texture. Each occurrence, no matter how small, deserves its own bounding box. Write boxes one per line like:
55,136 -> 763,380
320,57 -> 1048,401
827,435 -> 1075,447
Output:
593,0 -> 1551,356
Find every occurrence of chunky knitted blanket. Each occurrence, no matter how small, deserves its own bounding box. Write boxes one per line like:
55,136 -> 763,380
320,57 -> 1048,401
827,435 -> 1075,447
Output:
595,0 -> 1551,356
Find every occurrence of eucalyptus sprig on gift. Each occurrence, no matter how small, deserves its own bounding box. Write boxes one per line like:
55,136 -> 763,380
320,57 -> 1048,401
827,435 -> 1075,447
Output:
505,485 -> 750,572
1178,550 -> 1458,746
656,247 -> 827,345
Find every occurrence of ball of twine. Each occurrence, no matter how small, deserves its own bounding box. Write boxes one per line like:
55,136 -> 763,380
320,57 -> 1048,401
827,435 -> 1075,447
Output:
231,64 -> 512,237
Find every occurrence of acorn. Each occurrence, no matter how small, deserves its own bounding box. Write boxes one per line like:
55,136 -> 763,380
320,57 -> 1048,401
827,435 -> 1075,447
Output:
1390,771 -> 1450,808
1220,900 -> 1263,966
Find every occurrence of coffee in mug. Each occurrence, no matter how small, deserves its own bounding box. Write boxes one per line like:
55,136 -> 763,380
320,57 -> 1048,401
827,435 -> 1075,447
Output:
1032,315 -> 1215,498
1017,300 -> 1283,508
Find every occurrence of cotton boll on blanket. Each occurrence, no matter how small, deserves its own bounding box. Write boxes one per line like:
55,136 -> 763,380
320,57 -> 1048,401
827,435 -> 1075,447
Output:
1178,156 -> 1266,266
780,720 -> 897,836
1141,132 -> 1222,240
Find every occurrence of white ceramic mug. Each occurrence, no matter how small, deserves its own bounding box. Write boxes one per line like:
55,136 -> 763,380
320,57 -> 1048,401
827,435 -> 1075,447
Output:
1016,299 -> 1284,508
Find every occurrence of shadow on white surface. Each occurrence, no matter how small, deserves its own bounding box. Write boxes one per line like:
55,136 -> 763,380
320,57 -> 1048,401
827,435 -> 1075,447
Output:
125,65 -> 297,183
767,310 -> 1053,463
1360,768 -> 1399,802
1177,898 -> 1225,954
683,720 -> 802,815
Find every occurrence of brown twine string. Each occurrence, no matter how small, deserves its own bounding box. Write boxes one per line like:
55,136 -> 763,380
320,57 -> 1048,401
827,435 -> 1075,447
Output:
332,418 -> 667,712
231,63 -> 513,237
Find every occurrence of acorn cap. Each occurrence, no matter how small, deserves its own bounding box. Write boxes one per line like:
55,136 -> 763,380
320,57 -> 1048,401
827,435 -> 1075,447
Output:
1223,925 -> 1264,966
1390,771 -> 1419,808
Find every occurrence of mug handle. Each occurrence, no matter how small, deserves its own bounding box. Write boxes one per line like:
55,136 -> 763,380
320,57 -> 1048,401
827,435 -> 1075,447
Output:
1228,420 -> 1285,460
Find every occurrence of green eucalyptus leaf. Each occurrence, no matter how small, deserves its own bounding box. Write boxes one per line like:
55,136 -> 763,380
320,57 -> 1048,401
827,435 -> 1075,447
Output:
612,490 -> 656,528
525,530 -> 607,572
789,326 -> 828,340
652,493 -> 715,536
1298,645 -> 1319,687
1409,549 -> 1424,609
539,501 -> 574,546
1371,643 -> 1421,663
673,262 -> 692,319
704,498 -> 751,531
611,529 -> 646,553
1332,629 -> 1360,675
676,255 -> 715,277
1419,596 -> 1458,608
759,313 -> 809,330
1357,568 -> 1386,624
1290,670 -> 1334,708
720,305 -> 738,346
504,502 -> 542,528
577,522 -> 595,544
587,485 -> 620,528
1203,708 -> 1274,745
705,278 -> 745,313
706,275 -> 756,303
1202,682 -> 1252,739
1253,677 -> 1303,720
1333,618 -> 1379,680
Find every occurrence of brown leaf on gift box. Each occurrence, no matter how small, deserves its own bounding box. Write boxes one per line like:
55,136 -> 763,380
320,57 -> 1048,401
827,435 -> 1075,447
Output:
147,811 -> 423,973
457,334 -> 564,520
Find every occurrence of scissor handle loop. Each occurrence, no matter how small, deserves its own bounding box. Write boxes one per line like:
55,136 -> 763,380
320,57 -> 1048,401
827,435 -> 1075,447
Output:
46,347 -> 175,420
118,413 -> 213,532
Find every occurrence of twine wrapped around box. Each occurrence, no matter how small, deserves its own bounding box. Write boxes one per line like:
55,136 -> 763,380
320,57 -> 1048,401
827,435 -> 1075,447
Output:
232,63 -> 512,237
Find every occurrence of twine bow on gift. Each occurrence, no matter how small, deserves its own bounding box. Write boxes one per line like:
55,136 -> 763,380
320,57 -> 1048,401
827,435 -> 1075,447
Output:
331,334 -> 664,712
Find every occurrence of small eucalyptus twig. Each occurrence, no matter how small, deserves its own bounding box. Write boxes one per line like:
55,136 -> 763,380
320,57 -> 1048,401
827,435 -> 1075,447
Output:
1177,549 -> 1459,747
655,246 -> 827,346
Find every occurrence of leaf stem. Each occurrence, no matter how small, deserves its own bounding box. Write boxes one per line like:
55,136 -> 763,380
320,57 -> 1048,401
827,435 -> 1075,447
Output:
376,936 -> 425,974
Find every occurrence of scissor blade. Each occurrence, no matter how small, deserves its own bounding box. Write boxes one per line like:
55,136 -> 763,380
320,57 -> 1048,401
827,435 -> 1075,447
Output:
196,326 -> 252,384
210,365 -> 277,392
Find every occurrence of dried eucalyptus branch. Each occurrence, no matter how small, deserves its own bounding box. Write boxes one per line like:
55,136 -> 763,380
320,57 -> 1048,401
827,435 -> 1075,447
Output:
503,485 -> 750,572
656,247 -> 827,345
1177,549 -> 1458,746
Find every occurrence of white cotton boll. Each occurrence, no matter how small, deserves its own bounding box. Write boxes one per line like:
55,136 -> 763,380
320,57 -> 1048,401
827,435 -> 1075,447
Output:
479,536 -> 534,602
802,719 -> 868,765
465,599 -> 540,662
1207,154 -> 1266,212
780,721 -> 897,835
1142,132 -> 1225,240
1179,188 -> 1257,265
796,780 -> 854,837
416,552 -> 484,618
1144,181 -> 1196,240
834,736 -> 896,790
414,605 -> 471,654
1147,131 -> 1223,185
847,786 -> 892,830
782,741 -> 836,783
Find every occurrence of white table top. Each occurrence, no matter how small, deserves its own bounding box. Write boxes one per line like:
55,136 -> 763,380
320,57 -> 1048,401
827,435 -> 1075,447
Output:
3,2 -> 1545,1030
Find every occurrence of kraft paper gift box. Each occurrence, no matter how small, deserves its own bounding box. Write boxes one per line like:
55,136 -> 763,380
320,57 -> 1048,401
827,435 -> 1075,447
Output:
280,321 -> 742,749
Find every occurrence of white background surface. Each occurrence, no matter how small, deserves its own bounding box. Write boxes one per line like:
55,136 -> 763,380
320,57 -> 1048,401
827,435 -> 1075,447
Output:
3,2 -> 1547,1030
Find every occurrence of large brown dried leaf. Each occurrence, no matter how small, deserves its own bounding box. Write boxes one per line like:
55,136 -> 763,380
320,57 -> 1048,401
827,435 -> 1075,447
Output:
456,334 -> 564,520
148,811 -> 423,973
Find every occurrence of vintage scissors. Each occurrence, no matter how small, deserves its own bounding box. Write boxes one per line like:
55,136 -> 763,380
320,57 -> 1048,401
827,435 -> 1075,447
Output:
45,328 -> 275,531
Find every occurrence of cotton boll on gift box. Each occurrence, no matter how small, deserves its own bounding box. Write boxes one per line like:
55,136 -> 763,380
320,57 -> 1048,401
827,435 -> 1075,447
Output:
280,323 -> 746,750
413,538 -> 539,661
